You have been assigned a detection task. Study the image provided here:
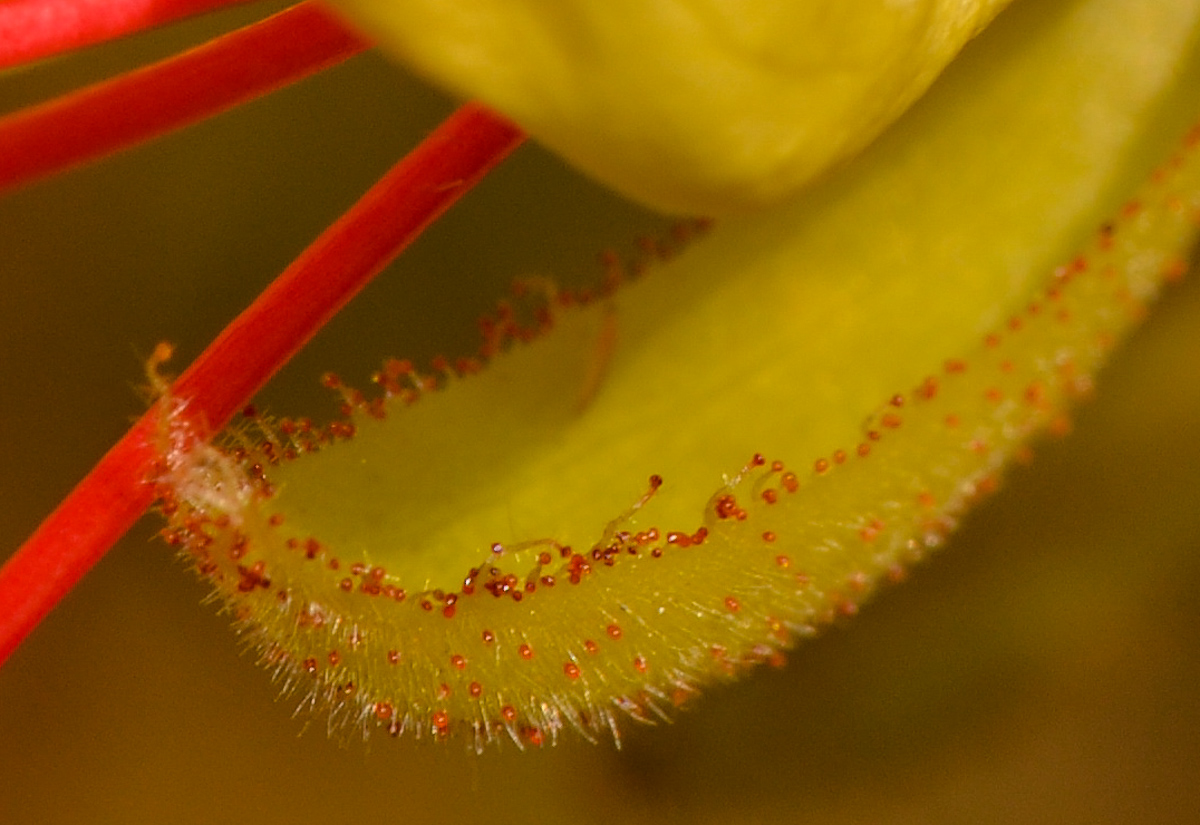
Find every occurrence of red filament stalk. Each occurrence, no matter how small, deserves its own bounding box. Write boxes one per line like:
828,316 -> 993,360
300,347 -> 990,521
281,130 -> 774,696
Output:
0,1 -> 371,193
0,0 -> 257,68
0,102 -> 526,665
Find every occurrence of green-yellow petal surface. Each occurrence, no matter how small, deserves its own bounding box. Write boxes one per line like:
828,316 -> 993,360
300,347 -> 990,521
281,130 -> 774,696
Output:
158,0 -> 1200,746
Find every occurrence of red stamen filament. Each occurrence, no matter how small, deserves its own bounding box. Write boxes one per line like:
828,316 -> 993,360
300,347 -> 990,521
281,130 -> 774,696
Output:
0,1 -> 371,193
0,102 -> 526,665
0,0 -> 256,68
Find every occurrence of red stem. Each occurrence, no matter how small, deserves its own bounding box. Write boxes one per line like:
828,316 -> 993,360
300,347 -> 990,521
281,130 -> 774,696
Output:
0,2 -> 370,193
0,102 -> 526,666
0,0 -> 257,69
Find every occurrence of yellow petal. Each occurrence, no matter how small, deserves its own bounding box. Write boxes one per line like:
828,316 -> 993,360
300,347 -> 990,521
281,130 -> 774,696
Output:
325,0 -> 1011,214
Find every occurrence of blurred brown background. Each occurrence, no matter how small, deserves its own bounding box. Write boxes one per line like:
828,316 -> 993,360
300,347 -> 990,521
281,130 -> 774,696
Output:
2,3 -> 1199,823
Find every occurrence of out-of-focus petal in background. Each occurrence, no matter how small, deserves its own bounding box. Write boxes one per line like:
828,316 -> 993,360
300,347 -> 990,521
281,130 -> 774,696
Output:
1,2 -> 1198,822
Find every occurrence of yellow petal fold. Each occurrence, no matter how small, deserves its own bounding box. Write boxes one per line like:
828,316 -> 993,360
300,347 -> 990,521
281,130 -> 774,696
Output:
326,0 -> 1012,214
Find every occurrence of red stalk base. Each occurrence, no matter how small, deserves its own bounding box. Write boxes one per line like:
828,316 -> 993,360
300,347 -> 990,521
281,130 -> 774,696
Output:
0,102 -> 526,666
0,1 -> 370,193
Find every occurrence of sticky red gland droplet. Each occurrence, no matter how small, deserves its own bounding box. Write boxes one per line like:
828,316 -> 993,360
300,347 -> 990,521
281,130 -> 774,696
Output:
714,494 -> 743,519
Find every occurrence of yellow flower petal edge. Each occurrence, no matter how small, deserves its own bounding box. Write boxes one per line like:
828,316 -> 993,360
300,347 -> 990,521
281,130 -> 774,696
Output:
158,0 -> 1200,749
324,0 -> 1011,215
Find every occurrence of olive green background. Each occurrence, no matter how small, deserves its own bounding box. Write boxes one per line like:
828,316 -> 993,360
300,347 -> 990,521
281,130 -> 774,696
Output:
2,3 -> 1199,823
